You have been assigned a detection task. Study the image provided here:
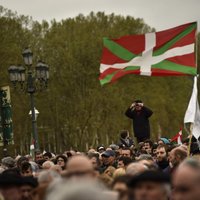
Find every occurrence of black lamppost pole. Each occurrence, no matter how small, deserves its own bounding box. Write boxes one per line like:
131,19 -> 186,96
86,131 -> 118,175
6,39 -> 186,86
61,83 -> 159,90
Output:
8,48 -> 49,151
23,48 -> 39,150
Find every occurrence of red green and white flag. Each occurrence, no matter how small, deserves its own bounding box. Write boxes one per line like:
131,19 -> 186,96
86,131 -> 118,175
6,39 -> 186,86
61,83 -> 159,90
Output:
99,22 -> 197,85
171,128 -> 183,145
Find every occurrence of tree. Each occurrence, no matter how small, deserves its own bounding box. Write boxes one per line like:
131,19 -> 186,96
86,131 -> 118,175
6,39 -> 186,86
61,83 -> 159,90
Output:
0,8 -> 199,154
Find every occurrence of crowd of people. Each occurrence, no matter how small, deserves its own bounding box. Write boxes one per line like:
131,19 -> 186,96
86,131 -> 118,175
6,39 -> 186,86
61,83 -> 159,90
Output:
0,129 -> 199,200
0,100 -> 199,200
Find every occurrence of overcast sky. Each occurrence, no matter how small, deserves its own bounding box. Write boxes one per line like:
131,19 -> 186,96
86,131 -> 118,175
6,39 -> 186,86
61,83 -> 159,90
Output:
0,0 -> 199,31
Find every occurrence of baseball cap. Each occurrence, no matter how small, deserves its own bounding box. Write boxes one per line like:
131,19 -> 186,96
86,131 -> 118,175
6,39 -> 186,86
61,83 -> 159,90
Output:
101,150 -> 115,157
160,138 -> 170,144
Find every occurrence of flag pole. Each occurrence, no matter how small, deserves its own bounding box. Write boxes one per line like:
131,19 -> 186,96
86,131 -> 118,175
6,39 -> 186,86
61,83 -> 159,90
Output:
186,123 -> 193,156
186,22 -> 198,156
192,21 -> 199,154
186,23 -> 198,157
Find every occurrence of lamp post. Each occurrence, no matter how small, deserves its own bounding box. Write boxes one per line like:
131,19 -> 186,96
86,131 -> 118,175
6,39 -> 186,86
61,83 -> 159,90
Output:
8,48 -> 49,151
29,106 -> 39,150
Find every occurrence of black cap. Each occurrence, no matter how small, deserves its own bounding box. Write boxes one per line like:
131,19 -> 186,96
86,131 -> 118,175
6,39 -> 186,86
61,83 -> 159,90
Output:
134,100 -> 143,103
22,176 -> 38,188
128,170 -> 171,187
0,173 -> 24,187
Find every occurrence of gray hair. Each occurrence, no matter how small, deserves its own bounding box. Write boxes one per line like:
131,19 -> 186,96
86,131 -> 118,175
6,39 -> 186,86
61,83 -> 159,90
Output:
180,157 -> 200,169
45,180 -> 115,200
138,154 -> 153,161
126,162 -> 148,176
42,161 -> 55,169
177,157 -> 200,182
1,157 -> 15,169
29,161 -> 39,173
38,170 -> 61,184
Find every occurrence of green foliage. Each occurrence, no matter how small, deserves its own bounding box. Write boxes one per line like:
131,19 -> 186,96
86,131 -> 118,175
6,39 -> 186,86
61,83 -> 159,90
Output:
0,8 -> 199,154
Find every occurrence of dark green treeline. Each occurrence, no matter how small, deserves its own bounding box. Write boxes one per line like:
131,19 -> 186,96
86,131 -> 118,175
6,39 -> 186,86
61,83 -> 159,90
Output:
0,6 -> 199,154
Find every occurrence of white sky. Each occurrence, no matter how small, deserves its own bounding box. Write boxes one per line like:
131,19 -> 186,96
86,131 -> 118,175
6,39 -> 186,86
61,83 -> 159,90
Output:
0,0 -> 199,31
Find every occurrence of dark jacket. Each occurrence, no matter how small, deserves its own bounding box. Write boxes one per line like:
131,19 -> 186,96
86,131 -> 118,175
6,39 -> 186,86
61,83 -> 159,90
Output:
118,137 -> 134,148
125,106 -> 153,139
157,159 -> 169,171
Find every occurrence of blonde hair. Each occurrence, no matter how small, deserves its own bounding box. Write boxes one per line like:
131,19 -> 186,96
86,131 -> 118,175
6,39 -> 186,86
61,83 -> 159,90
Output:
99,173 -> 113,188
113,168 -> 126,179
104,166 -> 116,178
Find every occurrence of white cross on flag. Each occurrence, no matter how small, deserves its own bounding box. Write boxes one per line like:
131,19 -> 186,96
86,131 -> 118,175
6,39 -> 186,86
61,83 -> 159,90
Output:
99,22 -> 197,85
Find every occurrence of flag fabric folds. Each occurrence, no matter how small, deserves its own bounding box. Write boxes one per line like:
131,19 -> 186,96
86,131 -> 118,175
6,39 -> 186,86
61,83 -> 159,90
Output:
99,22 -> 197,85
184,76 -> 200,139
171,128 -> 182,145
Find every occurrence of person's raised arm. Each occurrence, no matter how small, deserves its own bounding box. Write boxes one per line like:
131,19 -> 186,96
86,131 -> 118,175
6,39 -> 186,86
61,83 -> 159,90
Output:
143,106 -> 153,118
125,102 -> 135,118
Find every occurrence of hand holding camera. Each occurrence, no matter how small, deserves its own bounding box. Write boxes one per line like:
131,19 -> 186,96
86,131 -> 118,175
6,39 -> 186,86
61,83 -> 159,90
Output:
130,102 -> 143,108
129,100 -> 144,111
136,102 -> 144,107
130,102 -> 136,108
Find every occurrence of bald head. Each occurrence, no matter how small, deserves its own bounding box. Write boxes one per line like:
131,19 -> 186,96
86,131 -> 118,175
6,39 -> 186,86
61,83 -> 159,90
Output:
169,147 -> 187,168
173,158 -> 200,200
66,155 -> 95,179
126,162 -> 147,176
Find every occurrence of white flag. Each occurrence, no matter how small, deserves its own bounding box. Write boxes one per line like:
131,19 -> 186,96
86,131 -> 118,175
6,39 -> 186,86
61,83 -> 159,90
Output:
184,76 -> 200,139
192,101 -> 200,139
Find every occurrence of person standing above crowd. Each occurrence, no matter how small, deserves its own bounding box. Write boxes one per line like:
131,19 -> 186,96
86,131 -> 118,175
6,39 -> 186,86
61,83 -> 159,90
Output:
125,100 -> 153,143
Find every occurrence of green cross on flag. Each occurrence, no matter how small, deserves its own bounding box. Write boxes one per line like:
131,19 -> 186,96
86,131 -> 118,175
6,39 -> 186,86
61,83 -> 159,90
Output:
99,22 -> 197,85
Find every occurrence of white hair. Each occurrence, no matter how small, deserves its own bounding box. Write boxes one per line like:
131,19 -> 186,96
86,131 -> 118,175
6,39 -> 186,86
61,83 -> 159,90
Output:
42,161 -> 55,169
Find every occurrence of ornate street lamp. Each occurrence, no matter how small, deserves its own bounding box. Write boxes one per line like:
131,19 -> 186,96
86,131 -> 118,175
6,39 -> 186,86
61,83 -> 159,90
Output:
22,48 -> 33,66
35,61 -> 49,89
8,48 -> 49,151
